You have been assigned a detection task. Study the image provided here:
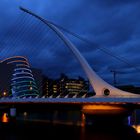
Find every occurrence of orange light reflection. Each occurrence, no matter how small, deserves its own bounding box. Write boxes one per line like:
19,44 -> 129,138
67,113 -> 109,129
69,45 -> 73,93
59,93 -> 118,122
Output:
2,113 -> 9,123
132,125 -> 140,133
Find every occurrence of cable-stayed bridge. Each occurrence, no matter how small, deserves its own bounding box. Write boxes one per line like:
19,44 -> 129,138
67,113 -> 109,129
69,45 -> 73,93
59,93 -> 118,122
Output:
0,95 -> 140,117
1,7 -> 140,117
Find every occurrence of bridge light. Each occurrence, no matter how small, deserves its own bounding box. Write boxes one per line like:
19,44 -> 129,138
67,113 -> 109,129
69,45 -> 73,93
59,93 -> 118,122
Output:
3,91 -> 7,97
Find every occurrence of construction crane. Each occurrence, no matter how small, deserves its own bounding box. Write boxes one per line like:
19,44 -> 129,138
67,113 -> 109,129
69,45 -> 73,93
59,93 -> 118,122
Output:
110,70 -> 117,86
110,70 -> 120,86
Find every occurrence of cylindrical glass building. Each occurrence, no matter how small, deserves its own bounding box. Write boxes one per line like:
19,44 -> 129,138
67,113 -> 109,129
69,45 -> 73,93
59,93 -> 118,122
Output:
1,56 -> 39,97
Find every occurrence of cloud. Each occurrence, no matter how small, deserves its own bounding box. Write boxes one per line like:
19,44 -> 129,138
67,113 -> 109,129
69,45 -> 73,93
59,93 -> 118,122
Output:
0,0 -> 140,86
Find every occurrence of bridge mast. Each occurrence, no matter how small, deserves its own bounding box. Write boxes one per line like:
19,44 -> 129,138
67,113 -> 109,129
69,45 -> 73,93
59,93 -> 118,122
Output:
19,7 -> 140,97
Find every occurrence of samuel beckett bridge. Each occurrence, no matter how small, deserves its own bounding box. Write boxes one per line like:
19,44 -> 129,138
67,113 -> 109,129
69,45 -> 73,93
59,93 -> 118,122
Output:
1,7 -> 140,118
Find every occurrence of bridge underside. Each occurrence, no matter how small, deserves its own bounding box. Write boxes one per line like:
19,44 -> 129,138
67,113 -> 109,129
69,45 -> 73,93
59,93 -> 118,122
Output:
0,98 -> 139,117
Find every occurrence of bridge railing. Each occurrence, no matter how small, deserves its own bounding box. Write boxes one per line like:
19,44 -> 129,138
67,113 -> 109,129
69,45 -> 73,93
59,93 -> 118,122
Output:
0,94 -> 140,100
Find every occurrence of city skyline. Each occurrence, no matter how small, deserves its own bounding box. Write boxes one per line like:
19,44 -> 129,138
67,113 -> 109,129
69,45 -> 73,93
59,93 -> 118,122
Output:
0,0 -> 140,86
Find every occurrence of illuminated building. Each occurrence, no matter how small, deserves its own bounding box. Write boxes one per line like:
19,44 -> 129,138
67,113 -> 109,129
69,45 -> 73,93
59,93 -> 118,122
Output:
31,68 -> 43,96
1,56 -> 39,97
43,77 -> 59,97
43,74 -> 89,97
59,74 -> 89,97
0,62 -> 14,97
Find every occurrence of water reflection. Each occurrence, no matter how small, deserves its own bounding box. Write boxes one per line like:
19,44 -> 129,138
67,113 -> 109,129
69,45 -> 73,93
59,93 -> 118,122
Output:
1,113 -> 9,123
132,125 -> 140,134
81,124 -> 139,140
0,111 -> 140,140
0,121 -> 139,140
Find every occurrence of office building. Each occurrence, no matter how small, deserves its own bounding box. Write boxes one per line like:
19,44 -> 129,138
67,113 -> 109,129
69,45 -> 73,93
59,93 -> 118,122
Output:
0,56 -> 39,97
43,74 -> 89,97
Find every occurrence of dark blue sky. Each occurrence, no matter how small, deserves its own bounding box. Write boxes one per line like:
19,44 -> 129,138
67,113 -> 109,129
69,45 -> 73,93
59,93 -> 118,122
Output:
0,0 -> 140,86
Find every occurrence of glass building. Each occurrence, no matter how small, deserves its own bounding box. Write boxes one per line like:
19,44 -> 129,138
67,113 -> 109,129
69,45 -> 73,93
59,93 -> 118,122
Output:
43,74 -> 89,97
1,56 -> 39,97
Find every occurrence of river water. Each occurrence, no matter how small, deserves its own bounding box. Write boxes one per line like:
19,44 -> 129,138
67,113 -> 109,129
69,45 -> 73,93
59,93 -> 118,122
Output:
0,110 -> 140,140
0,119 -> 140,140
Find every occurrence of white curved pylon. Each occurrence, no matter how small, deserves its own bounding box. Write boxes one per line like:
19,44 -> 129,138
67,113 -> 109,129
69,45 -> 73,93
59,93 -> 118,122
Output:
44,23 -> 140,97
21,7 -> 140,97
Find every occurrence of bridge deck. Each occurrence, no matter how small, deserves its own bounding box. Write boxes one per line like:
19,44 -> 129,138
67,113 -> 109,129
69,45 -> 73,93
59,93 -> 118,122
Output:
0,97 -> 140,104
